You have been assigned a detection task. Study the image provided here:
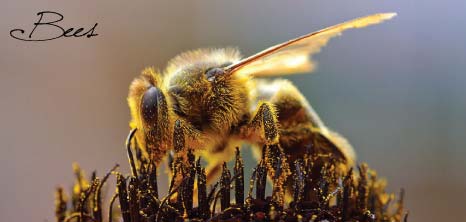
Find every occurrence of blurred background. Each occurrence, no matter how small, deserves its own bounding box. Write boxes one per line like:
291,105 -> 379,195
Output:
1,0 -> 465,221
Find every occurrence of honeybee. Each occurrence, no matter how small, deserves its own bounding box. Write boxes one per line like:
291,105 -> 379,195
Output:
127,13 -> 396,203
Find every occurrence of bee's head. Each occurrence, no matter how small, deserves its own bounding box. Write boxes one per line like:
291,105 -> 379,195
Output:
128,68 -> 173,162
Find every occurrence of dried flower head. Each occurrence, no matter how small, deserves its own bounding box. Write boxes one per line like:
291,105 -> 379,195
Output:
54,130 -> 407,222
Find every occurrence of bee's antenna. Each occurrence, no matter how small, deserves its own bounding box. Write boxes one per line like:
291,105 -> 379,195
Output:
126,128 -> 138,178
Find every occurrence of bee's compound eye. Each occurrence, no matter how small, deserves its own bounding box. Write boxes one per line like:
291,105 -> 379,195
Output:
141,86 -> 162,124
205,67 -> 225,82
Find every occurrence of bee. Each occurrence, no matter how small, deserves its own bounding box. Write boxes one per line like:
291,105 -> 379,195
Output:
127,13 -> 396,202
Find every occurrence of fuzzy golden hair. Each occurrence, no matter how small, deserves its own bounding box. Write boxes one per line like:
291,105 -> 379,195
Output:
127,14 -> 396,199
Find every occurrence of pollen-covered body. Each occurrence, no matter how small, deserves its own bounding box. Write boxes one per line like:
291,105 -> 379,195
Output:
127,13 -> 395,204
129,48 -> 354,188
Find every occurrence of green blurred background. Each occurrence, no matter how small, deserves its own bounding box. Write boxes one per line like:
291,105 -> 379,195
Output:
1,0 -> 465,221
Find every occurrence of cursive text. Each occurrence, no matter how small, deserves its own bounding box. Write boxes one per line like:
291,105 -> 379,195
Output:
10,11 -> 98,41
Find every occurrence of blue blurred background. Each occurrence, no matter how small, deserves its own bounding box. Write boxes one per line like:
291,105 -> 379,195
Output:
1,0 -> 465,221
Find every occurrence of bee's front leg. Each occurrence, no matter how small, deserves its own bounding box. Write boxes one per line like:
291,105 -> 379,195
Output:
242,102 -> 291,205
172,118 -> 203,160
171,119 -> 196,173
169,119 -> 199,203
168,119 -> 186,192
173,119 -> 187,159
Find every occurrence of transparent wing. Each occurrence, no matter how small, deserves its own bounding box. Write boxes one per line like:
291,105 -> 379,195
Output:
226,13 -> 396,77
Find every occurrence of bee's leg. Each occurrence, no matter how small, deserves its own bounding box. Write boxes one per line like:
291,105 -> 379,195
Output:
245,102 -> 291,205
249,102 -> 279,144
173,119 -> 187,159
172,118 -> 203,161
167,119 -> 194,202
